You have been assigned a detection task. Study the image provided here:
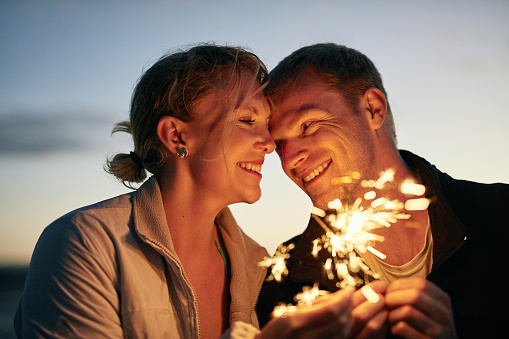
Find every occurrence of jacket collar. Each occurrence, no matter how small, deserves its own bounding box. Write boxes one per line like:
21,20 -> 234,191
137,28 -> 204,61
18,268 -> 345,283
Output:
132,176 -> 268,326
215,207 -> 268,326
132,176 -> 176,258
399,150 -> 467,269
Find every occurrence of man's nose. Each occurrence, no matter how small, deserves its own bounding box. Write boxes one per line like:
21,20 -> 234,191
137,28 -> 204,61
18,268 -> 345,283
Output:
281,141 -> 308,170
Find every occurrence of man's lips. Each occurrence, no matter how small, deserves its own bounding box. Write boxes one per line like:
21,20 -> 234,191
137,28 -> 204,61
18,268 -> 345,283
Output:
302,161 -> 330,183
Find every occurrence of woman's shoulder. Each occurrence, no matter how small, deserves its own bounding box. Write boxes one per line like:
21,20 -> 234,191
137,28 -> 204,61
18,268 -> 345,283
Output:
39,192 -> 134,249
71,192 -> 134,223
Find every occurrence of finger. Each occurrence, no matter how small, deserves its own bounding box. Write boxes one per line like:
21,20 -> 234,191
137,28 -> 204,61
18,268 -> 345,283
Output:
390,319 -> 429,339
292,308 -> 354,339
385,286 -> 451,325
387,278 -> 451,308
388,305 -> 443,338
290,287 -> 355,327
354,309 -> 388,339
312,285 -> 355,306
353,280 -> 388,307
262,304 -> 352,339
262,287 -> 355,338
349,292 -> 386,338
368,280 -> 389,295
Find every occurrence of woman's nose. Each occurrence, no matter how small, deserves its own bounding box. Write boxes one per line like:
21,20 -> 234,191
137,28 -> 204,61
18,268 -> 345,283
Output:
257,128 -> 276,154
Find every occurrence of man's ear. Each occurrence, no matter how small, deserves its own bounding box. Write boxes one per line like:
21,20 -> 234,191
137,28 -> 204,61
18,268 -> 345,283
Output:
364,87 -> 387,130
157,116 -> 186,153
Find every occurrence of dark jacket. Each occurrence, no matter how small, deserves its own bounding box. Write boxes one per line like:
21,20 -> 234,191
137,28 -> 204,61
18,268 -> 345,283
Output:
256,150 -> 509,338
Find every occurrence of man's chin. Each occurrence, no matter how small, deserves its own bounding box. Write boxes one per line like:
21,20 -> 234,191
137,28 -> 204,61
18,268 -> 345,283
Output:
309,195 -> 333,211
309,190 -> 349,210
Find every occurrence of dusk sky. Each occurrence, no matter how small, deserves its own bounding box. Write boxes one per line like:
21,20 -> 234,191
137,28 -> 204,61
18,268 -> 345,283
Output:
1,0 -> 508,265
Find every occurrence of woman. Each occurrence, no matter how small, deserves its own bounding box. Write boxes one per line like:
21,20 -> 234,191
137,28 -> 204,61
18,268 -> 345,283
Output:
14,44 -> 355,338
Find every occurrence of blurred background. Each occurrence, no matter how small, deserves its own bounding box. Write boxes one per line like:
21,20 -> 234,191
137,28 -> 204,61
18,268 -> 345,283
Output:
1,0 -> 508,337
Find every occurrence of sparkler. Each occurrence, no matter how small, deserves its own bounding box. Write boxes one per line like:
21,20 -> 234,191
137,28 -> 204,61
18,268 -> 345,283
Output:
258,243 -> 295,282
260,169 -> 429,318
271,283 -> 329,318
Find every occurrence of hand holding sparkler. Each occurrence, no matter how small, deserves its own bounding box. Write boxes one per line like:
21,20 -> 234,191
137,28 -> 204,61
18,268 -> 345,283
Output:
257,286 -> 355,339
385,278 -> 457,339
349,280 -> 389,339
257,169 -> 432,334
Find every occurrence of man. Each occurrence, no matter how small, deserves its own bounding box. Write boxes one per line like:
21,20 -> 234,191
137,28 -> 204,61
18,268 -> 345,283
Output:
257,43 -> 509,338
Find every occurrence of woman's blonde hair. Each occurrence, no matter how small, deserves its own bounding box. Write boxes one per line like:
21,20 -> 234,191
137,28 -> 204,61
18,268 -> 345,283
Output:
105,43 -> 268,188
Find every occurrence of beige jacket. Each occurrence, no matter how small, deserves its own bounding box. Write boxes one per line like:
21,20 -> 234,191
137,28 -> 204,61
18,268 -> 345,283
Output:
15,177 -> 268,338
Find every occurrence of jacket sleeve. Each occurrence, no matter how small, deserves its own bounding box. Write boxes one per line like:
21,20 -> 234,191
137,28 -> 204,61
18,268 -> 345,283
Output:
220,321 -> 260,339
14,214 -> 123,338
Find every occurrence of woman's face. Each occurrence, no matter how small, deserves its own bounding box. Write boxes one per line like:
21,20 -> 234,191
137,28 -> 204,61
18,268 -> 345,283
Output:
185,71 -> 275,206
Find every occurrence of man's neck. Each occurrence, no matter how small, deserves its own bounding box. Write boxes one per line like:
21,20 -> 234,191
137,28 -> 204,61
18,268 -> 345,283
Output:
372,208 -> 429,266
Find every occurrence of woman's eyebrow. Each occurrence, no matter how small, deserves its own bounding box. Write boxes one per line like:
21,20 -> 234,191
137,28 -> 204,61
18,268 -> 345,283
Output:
238,105 -> 260,115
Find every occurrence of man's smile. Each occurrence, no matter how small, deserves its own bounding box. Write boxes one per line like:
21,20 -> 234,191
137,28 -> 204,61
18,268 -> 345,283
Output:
303,161 -> 330,183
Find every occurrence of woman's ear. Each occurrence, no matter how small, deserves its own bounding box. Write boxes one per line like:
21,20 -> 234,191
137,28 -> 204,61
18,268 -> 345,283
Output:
364,88 -> 387,130
157,116 -> 186,153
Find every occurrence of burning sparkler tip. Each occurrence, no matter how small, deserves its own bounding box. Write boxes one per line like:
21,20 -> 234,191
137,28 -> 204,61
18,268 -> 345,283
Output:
361,285 -> 380,303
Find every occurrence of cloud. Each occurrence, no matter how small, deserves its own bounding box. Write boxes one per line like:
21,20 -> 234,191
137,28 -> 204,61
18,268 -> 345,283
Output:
0,111 -> 119,155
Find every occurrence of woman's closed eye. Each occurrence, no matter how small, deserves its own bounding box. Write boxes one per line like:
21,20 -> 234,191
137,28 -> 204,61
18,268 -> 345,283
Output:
239,118 -> 256,125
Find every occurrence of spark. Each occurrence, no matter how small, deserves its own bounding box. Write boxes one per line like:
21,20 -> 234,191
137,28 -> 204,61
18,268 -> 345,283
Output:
367,246 -> 386,260
294,283 -> 330,307
309,169 -> 425,288
258,243 -> 295,282
260,169 -> 430,314
312,239 -> 321,257
361,285 -> 380,304
401,180 -> 426,196
405,198 -> 430,211
271,283 -> 329,318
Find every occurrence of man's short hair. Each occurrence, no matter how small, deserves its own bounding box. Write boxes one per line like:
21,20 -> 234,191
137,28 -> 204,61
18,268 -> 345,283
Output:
266,43 -> 397,144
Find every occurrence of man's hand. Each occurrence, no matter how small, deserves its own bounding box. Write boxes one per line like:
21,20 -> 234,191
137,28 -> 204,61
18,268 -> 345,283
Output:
348,280 -> 388,339
385,278 -> 456,338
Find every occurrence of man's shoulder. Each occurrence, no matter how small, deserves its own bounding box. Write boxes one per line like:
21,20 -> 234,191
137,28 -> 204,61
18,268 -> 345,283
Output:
282,233 -> 303,247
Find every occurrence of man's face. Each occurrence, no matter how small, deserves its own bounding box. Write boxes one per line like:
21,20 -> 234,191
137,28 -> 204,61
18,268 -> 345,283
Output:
269,71 -> 378,209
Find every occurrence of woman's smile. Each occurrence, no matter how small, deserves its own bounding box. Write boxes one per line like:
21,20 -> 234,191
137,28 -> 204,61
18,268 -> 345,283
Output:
237,161 -> 263,174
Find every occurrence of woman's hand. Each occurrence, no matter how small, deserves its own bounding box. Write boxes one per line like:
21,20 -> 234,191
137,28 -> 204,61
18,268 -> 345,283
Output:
257,286 -> 355,339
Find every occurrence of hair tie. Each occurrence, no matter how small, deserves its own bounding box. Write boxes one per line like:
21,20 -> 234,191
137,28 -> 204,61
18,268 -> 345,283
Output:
129,151 -> 144,168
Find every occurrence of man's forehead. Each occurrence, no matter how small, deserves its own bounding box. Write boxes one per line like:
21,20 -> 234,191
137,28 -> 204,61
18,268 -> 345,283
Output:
267,71 -> 340,130
268,102 -> 321,138
268,85 -> 332,120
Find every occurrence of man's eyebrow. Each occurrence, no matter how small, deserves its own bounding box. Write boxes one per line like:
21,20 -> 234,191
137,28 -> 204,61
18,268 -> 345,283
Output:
284,104 -> 330,128
297,104 -> 324,113
269,103 -> 331,135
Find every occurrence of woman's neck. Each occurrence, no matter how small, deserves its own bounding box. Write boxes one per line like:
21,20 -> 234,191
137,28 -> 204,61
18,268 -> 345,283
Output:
157,173 -> 224,261
157,174 -> 231,337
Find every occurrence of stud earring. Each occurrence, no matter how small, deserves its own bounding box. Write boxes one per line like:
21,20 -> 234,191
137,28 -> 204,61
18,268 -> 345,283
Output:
176,147 -> 188,158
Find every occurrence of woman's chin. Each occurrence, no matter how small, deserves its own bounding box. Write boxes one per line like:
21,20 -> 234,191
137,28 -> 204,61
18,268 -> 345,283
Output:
242,190 -> 262,205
